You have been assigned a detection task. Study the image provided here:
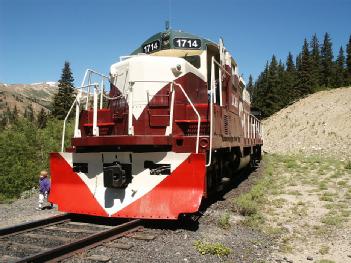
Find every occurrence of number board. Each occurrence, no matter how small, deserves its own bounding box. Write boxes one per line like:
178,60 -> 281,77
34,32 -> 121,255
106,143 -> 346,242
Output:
142,40 -> 161,54
173,38 -> 201,49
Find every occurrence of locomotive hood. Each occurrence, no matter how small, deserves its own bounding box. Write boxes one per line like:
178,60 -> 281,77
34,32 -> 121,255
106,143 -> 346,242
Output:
109,55 -> 205,120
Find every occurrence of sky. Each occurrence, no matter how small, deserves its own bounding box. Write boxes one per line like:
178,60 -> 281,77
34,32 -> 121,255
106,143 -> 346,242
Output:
0,0 -> 350,85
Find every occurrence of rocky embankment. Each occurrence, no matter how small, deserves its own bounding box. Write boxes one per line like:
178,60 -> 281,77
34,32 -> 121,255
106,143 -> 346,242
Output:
263,87 -> 351,159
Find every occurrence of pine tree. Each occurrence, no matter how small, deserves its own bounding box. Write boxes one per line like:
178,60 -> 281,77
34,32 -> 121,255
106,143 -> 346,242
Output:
5,106 -> 13,125
320,33 -> 334,88
24,104 -> 35,122
346,35 -> 351,85
310,34 -> 321,90
37,108 -> 48,129
296,39 -> 313,96
253,62 -> 269,117
263,55 -> 281,116
334,46 -> 346,87
246,74 -> 254,100
51,61 -> 75,120
285,52 -> 298,102
277,60 -> 288,107
295,53 -> 302,72
12,106 -> 19,122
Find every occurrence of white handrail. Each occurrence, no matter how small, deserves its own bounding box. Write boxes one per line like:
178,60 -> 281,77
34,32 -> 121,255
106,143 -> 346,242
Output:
206,56 -> 215,167
73,83 -> 99,138
61,98 -> 78,152
128,82 -> 134,135
173,82 -> 201,154
74,69 -> 110,138
166,82 -> 175,136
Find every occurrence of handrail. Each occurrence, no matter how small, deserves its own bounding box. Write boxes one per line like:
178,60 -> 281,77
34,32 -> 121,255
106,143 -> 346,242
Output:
248,113 -> 262,139
213,59 -> 231,77
173,82 -> 201,154
63,83 -> 99,152
74,70 -> 111,138
206,57 -> 215,167
61,98 -> 78,152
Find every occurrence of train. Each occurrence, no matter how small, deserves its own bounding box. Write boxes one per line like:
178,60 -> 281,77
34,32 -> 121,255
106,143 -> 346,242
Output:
49,29 -> 263,220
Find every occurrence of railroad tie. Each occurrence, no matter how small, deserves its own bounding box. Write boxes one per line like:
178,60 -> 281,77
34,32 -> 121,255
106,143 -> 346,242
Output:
129,233 -> 156,241
67,221 -> 113,229
85,255 -> 111,262
0,255 -> 21,262
106,242 -> 133,250
44,226 -> 97,234
23,233 -> 71,243
6,241 -> 46,251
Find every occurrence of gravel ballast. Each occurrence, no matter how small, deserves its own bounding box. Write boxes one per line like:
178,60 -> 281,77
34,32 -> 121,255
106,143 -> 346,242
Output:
0,166 -> 273,262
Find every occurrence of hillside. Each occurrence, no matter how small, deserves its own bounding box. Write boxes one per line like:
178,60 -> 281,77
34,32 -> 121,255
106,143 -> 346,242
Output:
0,82 -> 59,115
263,87 -> 351,159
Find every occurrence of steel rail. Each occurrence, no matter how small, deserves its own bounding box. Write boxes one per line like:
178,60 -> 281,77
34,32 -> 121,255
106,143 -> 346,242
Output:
16,219 -> 141,263
0,214 -> 70,237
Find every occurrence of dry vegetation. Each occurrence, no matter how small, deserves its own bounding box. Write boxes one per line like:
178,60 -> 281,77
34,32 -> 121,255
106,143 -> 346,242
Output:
233,154 -> 351,263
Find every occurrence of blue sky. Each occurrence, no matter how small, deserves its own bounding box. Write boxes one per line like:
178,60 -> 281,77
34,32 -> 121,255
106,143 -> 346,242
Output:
0,0 -> 350,85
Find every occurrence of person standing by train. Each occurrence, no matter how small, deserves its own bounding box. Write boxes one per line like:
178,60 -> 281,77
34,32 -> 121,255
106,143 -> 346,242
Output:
36,170 -> 53,210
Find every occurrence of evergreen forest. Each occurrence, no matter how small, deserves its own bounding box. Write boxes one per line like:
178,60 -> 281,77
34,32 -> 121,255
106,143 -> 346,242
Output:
247,33 -> 351,118
0,62 -> 75,201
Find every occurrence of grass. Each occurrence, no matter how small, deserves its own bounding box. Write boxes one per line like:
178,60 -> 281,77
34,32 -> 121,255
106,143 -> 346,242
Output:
287,190 -> 302,196
319,196 -> 334,202
218,212 -> 230,229
231,153 -> 350,259
321,214 -> 344,226
319,245 -> 330,255
345,160 -> 351,170
320,192 -> 336,202
341,210 -> 351,218
194,240 -> 231,256
271,198 -> 286,208
313,225 -> 331,236
319,181 -> 328,190
337,180 -> 348,187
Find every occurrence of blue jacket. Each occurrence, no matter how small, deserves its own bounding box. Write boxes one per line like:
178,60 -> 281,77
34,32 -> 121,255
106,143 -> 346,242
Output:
39,177 -> 50,194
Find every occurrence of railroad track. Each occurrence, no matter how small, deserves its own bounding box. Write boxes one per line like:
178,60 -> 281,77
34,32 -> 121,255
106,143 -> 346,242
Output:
0,214 -> 141,262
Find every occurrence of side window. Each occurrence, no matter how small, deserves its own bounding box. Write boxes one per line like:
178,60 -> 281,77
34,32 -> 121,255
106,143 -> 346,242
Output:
231,65 -> 237,92
183,55 -> 201,68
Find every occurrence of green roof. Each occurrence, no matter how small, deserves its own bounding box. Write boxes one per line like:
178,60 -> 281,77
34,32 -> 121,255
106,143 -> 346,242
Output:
131,29 -> 217,55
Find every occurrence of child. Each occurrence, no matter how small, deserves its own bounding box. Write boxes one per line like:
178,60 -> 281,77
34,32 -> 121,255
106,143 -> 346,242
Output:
37,170 -> 53,210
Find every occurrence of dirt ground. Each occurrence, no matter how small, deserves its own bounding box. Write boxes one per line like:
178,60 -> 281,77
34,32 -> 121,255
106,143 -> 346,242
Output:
260,87 -> 351,263
0,189 -> 62,228
257,155 -> 351,263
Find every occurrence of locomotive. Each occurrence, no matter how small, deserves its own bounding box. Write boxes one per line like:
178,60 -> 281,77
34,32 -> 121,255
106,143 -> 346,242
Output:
49,29 -> 263,219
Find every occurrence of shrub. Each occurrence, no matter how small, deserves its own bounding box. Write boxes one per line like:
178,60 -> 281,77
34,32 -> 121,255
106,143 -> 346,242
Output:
218,212 -> 230,229
0,118 -> 73,201
234,193 -> 258,216
345,161 -> 351,170
194,240 -> 231,256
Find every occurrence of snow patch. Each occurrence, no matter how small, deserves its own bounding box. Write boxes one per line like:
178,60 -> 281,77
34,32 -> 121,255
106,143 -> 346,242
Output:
46,82 -> 57,86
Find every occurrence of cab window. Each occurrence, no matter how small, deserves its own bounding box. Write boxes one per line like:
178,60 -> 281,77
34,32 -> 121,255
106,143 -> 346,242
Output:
182,55 -> 201,68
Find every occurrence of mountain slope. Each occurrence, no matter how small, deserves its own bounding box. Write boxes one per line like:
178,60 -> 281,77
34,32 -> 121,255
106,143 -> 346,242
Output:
0,82 -> 59,115
262,87 -> 351,159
